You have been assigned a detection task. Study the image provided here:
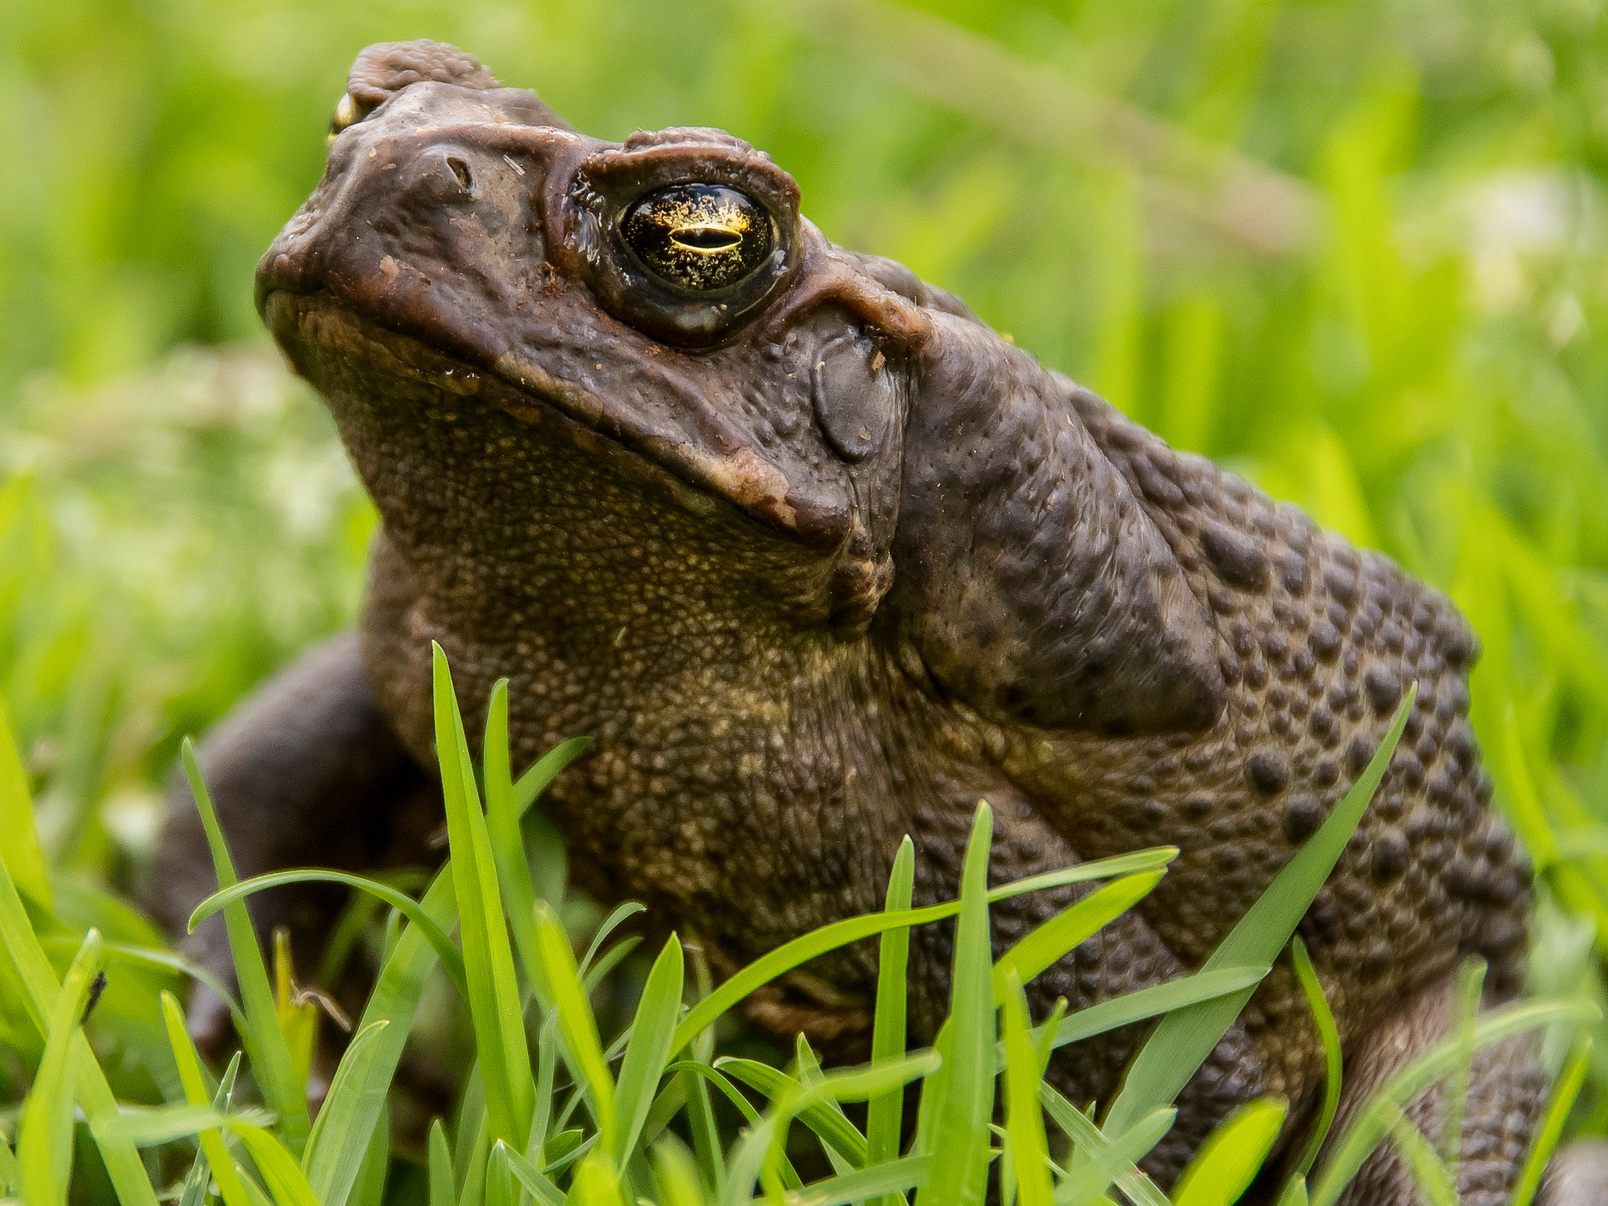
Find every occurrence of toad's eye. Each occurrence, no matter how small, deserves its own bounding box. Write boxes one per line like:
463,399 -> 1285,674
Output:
326,93 -> 375,146
619,183 -> 773,294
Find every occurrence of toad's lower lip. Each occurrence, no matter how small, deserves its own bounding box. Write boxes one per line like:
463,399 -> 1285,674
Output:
259,287 -> 846,550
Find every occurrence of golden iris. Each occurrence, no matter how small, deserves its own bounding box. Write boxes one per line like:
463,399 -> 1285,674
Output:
620,183 -> 772,293
326,93 -> 374,146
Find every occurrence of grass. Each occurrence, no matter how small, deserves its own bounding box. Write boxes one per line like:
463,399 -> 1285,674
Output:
1,652 -> 1591,1202
2,0 -> 1607,1200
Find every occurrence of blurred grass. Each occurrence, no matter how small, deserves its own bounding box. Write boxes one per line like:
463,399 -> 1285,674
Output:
2,0 -> 1607,1151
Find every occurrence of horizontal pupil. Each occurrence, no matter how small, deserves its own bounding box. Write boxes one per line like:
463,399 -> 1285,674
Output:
619,183 -> 773,295
671,225 -> 742,252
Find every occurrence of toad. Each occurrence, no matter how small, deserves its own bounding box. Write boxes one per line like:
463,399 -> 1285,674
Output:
151,41 -> 1583,1203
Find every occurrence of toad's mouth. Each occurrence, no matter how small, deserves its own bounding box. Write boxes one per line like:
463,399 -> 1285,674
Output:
258,287 -> 850,551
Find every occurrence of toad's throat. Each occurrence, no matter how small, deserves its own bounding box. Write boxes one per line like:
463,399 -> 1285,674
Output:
260,288 -> 845,550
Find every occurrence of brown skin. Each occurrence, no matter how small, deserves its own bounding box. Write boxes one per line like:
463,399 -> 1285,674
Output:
151,41 -> 1579,1203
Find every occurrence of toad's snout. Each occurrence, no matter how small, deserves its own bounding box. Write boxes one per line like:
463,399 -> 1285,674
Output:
260,131 -> 515,303
255,76 -> 588,317
254,114 -> 586,375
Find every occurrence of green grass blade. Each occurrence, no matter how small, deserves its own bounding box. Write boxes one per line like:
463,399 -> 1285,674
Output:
665,1059 -> 796,1192
679,1061 -> 727,1197
1511,1036 -> 1592,1206
725,1054 -> 941,1203
355,1095 -> 391,1206
793,1031 -> 825,1081
428,1119 -> 456,1206
432,644 -> 535,1147
867,836 -> 915,1198
530,1013 -> 559,1162
1290,937 -> 1342,1179
158,990 -> 259,1206
1172,1098 -> 1288,1206
483,679 -> 546,1000
1309,998 -> 1595,1206
981,849 -> 1177,901
454,1082 -> 491,1206
189,871 -> 466,997
992,869 -> 1163,999
490,1139 -> 565,1206
670,846 -> 1175,1054
486,1144 -> 516,1206
1438,960 -> 1485,1181
69,938 -> 241,1021
1037,1086 -> 1170,1206
0,699 -> 50,909
650,1138 -> 708,1206
511,736 -> 593,816
1000,973 -> 1052,1206
1032,997 -> 1066,1075
630,1074 -> 681,1164
565,1151 -> 626,1205
1384,1106 -> 1458,1206
18,927 -> 102,1206
95,1103 -> 273,1146
0,819 -> 158,1205
789,1155 -> 933,1206
273,927 -> 316,1096
781,1052 -> 941,1106
182,739 -> 311,1151
611,932 -> 684,1165
790,1037 -> 860,1175
1035,966 -> 1267,1058
302,1020 -> 391,1180
1053,1103 -> 1177,1206
579,901 -> 647,977
1104,687 -> 1417,1136
533,898 -> 619,1155
303,926 -> 438,1205
305,735 -> 578,1203
672,907 -> 946,1056
228,1123 -> 320,1206
541,1128 -> 590,1175
582,934 -> 643,994
715,1057 -> 871,1165
914,803 -> 996,1206
0,1132 -> 18,1198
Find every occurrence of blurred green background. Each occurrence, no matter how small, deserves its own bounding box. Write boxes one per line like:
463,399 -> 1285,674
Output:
3,0 -> 1607,1123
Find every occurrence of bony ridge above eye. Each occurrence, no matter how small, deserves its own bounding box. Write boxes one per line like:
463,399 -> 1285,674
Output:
619,182 -> 773,294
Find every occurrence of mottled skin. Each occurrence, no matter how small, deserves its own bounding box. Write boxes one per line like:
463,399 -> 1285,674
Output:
150,41 -> 1580,1203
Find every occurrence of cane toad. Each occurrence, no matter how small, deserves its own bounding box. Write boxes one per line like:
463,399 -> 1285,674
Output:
152,41 -> 1565,1204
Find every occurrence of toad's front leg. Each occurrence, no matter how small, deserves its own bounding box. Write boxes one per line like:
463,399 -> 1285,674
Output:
147,631 -> 439,1051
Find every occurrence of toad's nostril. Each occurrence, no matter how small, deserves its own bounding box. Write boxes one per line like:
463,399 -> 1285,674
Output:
445,155 -> 473,191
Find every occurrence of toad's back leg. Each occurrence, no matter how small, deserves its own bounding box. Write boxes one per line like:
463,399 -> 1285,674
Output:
1319,975 -> 1548,1205
146,631 -> 438,1046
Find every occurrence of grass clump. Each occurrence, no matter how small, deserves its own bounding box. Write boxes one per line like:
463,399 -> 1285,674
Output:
0,655 -> 1593,1203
